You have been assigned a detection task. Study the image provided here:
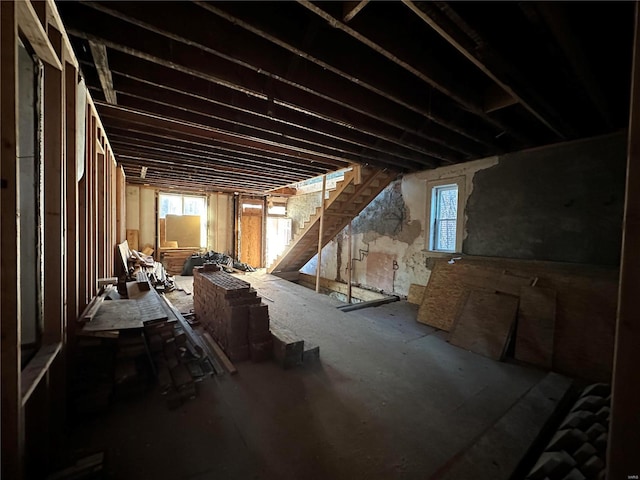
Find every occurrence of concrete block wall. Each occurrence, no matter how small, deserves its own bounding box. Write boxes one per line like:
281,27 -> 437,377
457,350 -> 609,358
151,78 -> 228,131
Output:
193,266 -> 272,361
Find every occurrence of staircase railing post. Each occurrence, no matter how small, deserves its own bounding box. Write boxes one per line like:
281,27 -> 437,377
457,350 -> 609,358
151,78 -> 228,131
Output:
347,220 -> 353,303
315,174 -> 327,293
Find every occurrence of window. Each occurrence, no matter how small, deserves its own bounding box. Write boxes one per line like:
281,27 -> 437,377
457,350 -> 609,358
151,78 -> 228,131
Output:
159,193 -> 207,248
430,184 -> 458,252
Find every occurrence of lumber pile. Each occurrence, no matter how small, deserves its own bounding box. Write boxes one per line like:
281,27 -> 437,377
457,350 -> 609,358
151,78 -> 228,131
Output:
161,248 -> 199,275
117,240 -> 175,293
72,281 -> 216,414
415,257 -> 618,381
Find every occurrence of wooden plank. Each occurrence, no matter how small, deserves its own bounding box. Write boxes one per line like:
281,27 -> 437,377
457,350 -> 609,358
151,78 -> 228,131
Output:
97,153 -> 106,278
417,261 -> 472,330
20,343 -> 62,406
82,298 -> 168,332
202,332 -> 237,375
88,41 -> 117,104
1,3 -> 24,476
65,62 -> 79,330
298,273 -> 388,302
608,5 -> 640,477
43,25 -> 64,344
15,0 -> 62,70
407,283 -> 426,305
115,166 -> 126,243
316,174 -> 327,292
126,228 -> 139,251
417,260 -> 529,331
515,286 -> 556,368
449,291 -> 519,361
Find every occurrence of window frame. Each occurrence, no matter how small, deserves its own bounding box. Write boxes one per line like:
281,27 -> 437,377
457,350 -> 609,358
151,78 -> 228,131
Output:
158,192 -> 208,248
425,177 -> 465,254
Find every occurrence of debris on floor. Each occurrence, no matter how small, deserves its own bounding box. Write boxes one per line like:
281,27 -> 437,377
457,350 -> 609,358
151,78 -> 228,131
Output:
72,277 -> 217,416
181,250 -> 257,276
117,239 -> 176,293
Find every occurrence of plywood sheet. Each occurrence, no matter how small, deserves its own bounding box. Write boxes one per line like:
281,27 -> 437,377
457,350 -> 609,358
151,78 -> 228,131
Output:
417,261 -> 501,330
126,229 -> 139,251
165,214 -> 201,248
241,214 -> 262,268
418,256 -> 618,381
417,260 -> 534,331
515,286 -> 556,368
449,291 -> 519,360
407,284 -> 426,305
82,299 -> 167,332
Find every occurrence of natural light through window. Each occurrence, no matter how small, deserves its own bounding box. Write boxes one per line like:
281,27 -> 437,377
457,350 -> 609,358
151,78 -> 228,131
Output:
159,194 -> 207,248
431,185 -> 458,252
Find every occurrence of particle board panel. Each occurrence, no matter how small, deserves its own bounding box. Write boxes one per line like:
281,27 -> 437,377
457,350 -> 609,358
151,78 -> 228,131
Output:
165,214 -> 200,248
449,291 -> 519,361
417,261 -> 504,331
407,283 -> 426,305
515,286 -> 556,368
240,213 -> 263,268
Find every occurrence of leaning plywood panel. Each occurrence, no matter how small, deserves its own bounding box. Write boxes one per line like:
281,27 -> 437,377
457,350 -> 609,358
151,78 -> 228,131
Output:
165,214 -> 201,248
407,283 -> 426,305
417,261 -> 504,331
449,291 -> 519,360
515,286 -> 556,369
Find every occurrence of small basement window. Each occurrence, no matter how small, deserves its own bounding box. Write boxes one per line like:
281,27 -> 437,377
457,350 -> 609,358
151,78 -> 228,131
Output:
430,184 -> 458,252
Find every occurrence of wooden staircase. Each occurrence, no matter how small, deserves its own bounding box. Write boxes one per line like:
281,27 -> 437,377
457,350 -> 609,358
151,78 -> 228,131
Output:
268,166 -> 397,275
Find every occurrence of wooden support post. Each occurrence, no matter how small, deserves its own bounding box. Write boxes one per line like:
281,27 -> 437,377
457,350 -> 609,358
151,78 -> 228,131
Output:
316,174 -> 327,293
1,3 -> 25,477
64,62 -> 78,331
608,4 -> 640,478
43,26 -> 63,345
262,196 -> 268,268
115,165 -> 126,244
97,152 -> 105,278
347,221 -> 353,303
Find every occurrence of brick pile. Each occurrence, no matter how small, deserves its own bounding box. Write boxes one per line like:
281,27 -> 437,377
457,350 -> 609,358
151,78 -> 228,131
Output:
193,265 -> 272,362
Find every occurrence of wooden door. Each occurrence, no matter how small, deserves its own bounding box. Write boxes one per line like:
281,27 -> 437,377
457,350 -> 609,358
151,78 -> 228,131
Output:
240,202 -> 263,268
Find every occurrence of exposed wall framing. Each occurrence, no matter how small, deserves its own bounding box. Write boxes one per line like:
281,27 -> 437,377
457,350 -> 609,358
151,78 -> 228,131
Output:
0,2 -> 124,476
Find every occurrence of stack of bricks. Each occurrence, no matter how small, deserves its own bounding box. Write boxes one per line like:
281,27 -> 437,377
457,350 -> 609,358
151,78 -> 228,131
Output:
193,264 -> 272,362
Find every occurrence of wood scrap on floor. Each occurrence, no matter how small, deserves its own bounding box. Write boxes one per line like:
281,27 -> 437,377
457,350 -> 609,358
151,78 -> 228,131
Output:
449,291 -> 520,361
515,286 -> 557,369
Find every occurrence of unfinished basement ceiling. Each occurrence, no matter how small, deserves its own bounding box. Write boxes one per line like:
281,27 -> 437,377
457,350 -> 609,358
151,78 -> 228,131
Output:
57,1 -> 633,195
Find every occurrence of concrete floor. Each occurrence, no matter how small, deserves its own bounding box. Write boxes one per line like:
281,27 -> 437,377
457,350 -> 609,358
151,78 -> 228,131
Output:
69,272 -> 546,480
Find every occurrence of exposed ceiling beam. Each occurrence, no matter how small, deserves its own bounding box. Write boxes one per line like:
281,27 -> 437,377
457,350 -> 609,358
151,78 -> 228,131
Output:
402,0 -> 571,140
343,1 -> 369,22
523,2 -> 613,130
66,2 -> 498,152
296,0 -> 529,145
88,40 -> 117,104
